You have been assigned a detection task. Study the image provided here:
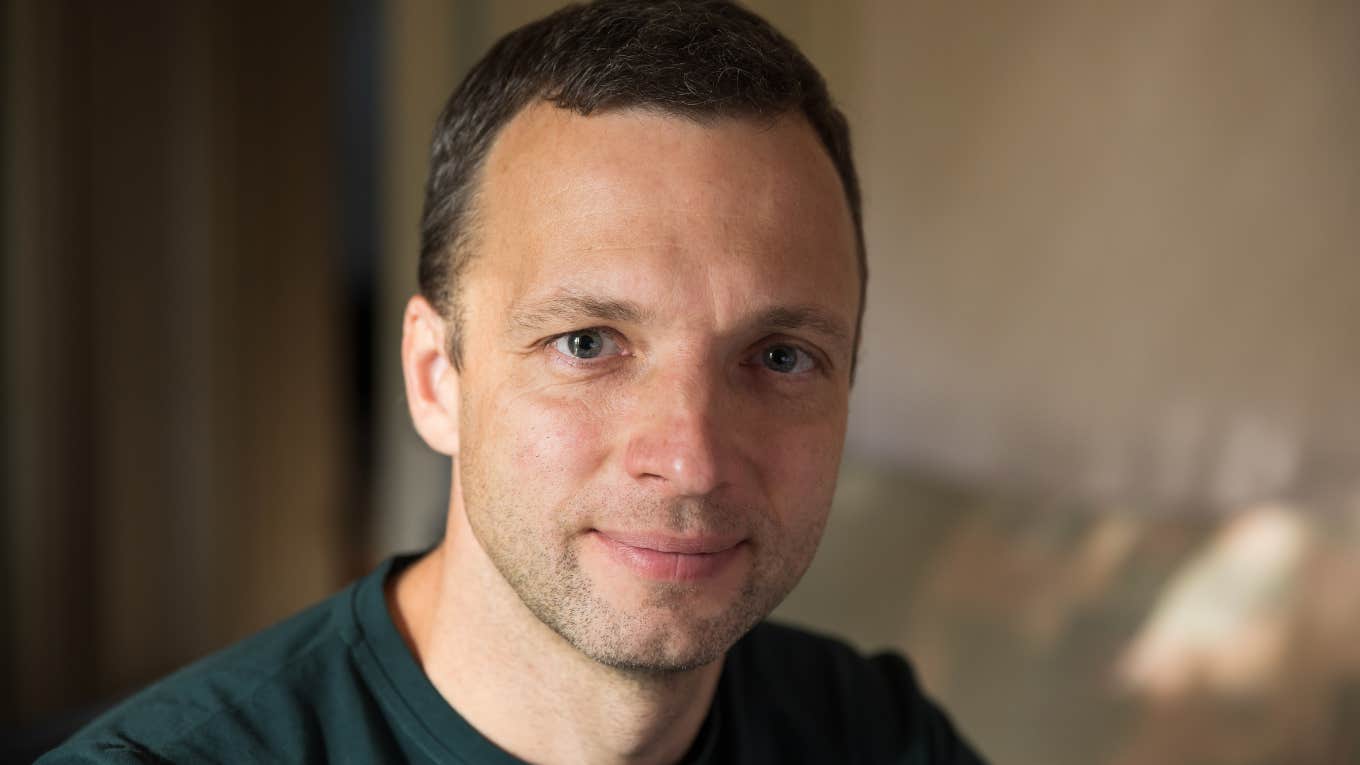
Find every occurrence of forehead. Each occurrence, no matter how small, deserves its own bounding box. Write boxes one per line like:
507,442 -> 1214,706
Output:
467,103 -> 858,327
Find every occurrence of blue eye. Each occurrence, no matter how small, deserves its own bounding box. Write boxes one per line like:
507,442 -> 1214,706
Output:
761,344 -> 814,374
552,329 -> 620,360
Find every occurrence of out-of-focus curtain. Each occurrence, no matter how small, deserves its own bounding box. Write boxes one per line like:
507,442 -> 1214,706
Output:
4,0 -> 347,729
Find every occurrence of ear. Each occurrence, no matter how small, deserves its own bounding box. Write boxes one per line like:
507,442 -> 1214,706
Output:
402,295 -> 460,456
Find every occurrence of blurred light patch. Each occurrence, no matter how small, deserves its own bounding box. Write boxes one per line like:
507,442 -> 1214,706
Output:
1118,506 -> 1312,699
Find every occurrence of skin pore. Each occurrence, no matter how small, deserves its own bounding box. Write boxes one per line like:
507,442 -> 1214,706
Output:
392,103 -> 860,764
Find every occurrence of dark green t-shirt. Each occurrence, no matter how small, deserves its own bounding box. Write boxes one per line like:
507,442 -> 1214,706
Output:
41,555 -> 988,764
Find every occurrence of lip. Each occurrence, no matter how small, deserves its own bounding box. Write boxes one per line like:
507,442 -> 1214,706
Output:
590,529 -> 747,582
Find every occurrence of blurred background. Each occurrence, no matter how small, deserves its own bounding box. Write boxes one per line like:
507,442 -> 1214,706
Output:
5,1 -> 1359,763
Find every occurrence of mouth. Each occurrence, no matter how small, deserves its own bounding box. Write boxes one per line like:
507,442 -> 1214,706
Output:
589,529 -> 747,582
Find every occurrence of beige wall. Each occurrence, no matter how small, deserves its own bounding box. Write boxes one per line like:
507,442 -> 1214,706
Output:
845,0 -> 1360,515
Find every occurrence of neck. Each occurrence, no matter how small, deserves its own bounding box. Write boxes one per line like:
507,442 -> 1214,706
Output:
387,498 -> 722,765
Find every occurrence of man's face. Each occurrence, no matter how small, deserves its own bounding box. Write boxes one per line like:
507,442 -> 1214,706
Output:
454,104 -> 859,673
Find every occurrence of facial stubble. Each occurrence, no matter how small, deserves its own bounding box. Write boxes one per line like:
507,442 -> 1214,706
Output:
458,441 -> 826,676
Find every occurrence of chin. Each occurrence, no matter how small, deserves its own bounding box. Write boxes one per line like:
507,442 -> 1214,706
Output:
551,579 -> 776,676
573,618 -> 740,675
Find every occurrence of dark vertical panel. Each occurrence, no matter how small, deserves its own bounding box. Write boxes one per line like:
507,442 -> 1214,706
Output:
221,0 -> 345,637
2,0 -> 20,725
86,0 -> 182,693
161,0 -> 226,664
5,0 -> 99,721
336,0 -> 382,577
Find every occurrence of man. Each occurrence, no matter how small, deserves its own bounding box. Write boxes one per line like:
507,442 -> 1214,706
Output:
45,1 -> 986,762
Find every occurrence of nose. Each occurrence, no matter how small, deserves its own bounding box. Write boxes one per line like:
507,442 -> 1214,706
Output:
623,368 -> 731,497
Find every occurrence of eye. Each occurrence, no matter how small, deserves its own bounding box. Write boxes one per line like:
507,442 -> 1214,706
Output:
551,329 -> 622,360
760,343 -> 816,374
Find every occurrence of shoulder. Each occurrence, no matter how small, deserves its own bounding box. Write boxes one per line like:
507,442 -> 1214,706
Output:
39,584 -> 370,765
721,621 -> 989,764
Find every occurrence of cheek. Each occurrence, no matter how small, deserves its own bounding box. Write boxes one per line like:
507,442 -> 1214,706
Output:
754,416 -> 846,519
501,389 -> 612,483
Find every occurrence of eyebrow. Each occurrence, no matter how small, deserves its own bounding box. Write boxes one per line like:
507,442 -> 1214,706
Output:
508,292 -> 652,333
506,292 -> 851,345
755,305 -> 852,345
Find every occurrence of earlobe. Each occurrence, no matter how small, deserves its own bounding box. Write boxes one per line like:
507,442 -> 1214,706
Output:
401,295 -> 461,456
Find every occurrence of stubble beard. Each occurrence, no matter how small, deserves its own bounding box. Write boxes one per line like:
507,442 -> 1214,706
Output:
511,540 -> 769,675
459,451 -> 823,675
